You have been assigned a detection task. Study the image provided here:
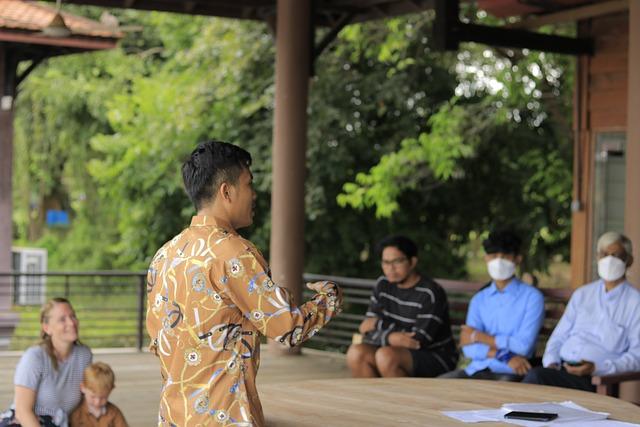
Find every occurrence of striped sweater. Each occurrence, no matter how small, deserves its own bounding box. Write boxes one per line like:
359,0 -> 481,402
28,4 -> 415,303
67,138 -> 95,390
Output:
364,276 -> 457,358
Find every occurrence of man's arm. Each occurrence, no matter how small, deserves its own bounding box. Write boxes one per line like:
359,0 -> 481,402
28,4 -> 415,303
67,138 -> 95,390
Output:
542,293 -> 579,367
411,285 -> 451,348
461,295 -> 492,360
145,252 -> 165,356
460,326 -> 496,349
360,282 -> 384,334
221,250 -> 342,347
359,281 -> 416,348
595,307 -> 640,376
493,289 -> 544,356
359,317 -> 378,334
361,282 -> 420,349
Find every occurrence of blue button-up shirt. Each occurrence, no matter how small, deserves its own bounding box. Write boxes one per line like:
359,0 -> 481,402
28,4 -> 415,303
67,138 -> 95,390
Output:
463,278 -> 544,375
543,280 -> 640,376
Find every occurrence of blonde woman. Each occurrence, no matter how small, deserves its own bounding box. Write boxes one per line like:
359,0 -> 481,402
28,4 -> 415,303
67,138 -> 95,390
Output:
0,298 -> 92,427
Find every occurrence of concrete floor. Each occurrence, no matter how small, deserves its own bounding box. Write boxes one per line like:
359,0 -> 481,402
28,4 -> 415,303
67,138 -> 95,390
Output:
0,347 -> 348,427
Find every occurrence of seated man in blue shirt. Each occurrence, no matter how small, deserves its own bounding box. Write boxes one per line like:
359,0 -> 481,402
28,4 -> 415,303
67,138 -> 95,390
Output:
523,231 -> 640,391
441,229 -> 545,381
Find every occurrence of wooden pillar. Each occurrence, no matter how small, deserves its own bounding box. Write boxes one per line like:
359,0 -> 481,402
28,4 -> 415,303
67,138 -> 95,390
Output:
269,0 -> 311,353
625,0 -> 640,286
570,36 -> 593,289
0,44 -> 19,348
0,44 -> 14,279
620,0 -> 640,406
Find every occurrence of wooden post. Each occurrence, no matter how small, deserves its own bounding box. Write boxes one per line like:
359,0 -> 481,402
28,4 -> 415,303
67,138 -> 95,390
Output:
625,0 -> 640,286
621,1 -> 640,404
269,0 -> 311,354
0,44 -> 12,276
0,44 -> 19,349
570,29 -> 593,288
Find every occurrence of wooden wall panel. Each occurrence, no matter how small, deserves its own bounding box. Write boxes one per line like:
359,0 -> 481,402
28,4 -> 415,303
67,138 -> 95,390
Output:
572,13 -> 628,288
573,12 -> 640,402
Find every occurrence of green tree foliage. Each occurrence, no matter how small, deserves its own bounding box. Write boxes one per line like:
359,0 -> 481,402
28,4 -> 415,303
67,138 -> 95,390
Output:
338,20 -> 574,274
12,9 -> 573,279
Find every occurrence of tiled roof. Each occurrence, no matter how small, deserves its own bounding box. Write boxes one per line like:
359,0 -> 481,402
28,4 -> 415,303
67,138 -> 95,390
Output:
0,0 -> 121,38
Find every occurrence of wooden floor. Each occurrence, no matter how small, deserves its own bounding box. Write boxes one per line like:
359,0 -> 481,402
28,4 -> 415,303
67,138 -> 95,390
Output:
0,347 -> 349,427
2,350 -> 639,426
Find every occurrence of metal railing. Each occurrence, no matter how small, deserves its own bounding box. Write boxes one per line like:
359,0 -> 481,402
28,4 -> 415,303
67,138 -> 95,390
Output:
0,271 -> 483,352
0,271 -> 147,351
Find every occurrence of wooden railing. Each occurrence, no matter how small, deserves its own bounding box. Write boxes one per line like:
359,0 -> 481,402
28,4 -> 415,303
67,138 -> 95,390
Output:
302,273 -> 573,357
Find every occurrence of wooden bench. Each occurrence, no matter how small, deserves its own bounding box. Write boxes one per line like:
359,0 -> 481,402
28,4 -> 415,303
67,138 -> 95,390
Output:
302,273 -> 639,398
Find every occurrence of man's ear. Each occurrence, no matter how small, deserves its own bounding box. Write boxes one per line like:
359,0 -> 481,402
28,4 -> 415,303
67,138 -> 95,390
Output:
627,254 -> 634,269
515,254 -> 523,265
219,182 -> 232,202
409,256 -> 418,269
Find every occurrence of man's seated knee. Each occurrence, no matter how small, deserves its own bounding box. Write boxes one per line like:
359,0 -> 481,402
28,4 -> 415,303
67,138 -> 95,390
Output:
374,346 -> 399,369
375,347 -> 409,377
439,369 -> 469,379
346,344 -> 374,364
522,366 -> 545,384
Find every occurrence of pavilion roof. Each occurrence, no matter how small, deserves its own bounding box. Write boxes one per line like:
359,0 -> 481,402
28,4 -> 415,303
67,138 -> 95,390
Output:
0,0 -> 121,51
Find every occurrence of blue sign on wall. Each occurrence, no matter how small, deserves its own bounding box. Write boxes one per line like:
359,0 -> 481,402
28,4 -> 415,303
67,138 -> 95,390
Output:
46,210 -> 70,227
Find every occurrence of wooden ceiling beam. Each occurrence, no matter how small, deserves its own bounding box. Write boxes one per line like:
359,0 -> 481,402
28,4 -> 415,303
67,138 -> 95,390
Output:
0,30 -> 118,50
509,0 -> 629,29
324,0 -> 401,6
435,0 -> 594,55
47,0 -> 435,25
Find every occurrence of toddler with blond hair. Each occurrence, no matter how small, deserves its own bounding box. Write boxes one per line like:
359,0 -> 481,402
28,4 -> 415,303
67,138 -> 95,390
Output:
70,362 -> 128,427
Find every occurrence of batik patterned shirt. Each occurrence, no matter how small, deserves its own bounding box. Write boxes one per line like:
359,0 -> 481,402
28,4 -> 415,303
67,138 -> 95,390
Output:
146,215 -> 341,427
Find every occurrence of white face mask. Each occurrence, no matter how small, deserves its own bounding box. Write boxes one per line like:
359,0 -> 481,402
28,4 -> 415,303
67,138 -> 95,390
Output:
487,258 -> 516,281
597,255 -> 627,282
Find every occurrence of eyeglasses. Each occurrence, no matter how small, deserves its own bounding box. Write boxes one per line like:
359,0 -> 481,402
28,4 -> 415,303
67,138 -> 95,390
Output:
381,256 -> 408,267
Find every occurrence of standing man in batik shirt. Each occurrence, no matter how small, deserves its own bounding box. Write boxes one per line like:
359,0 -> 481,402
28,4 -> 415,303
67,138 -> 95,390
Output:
146,140 -> 342,427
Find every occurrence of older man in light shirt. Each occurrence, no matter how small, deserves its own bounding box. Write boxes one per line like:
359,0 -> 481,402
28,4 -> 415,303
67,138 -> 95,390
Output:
523,231 -> 640,391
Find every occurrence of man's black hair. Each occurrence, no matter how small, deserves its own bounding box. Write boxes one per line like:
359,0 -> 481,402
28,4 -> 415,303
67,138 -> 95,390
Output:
181,140 -> 252,210
377,235 -> 418,259
482,229 -> 522,255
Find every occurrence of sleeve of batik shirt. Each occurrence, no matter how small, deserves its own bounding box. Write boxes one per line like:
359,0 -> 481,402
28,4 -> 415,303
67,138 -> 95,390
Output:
145,249 -> 164,356
219,247 -> 342,347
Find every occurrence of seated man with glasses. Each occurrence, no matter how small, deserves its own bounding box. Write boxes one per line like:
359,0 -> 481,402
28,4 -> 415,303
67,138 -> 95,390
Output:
440,229 -> 544,381
346,235 -> 458,378
523,231 -> 640,391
